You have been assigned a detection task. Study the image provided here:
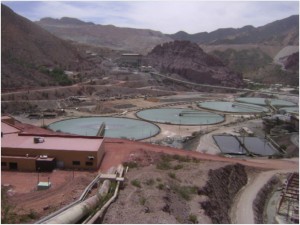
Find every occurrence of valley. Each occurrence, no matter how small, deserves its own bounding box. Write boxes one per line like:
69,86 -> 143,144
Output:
1,3 -> 299,224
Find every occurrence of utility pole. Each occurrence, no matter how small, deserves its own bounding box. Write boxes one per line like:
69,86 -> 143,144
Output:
37,167 -> 40,184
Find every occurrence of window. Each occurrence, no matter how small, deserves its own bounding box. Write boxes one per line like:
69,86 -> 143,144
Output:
9,162 -> 18,170
72,161 -> 80,166
1,162 -> 7,167
85,161 -> 93,166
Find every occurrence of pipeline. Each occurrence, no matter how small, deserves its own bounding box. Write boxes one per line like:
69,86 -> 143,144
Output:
96,123 -> 106,137
35,173 -> 102,224
83,165 -> 125,224
41,167 -> 116,224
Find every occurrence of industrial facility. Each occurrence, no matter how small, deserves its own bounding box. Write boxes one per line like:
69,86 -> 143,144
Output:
120,53 -> 142,67
1,116 -> 105,172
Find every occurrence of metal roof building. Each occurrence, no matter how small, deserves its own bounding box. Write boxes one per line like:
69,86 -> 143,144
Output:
1,117 -> 105,172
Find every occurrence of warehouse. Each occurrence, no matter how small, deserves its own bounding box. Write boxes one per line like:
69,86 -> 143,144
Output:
120,53 -> 142,67
1,118 -> 105,172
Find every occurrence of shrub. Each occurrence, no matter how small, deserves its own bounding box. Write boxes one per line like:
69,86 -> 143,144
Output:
145,178 -> 155,186
168,172 -> 176,179
171,185 -> 198,201
139,197 -> 146,205
28,210 -> 37,219
172,154 -> 191,162
157,183 -> 164,190
173,164 -> 184,170
192,158 -> 200,163
189,214 -> 198,223
131,179 -> 141,188
156,161 -> 171,170
161,154 -> 173,162
123,161 -> 138,168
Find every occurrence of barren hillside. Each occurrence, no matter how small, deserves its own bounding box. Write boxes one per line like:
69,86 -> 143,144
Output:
36,17 -> 172,54
146,41 -> 244,87
1,5 -> 89,89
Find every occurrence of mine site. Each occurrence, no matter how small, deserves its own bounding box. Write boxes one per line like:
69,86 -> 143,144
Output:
1,1 -> 299,224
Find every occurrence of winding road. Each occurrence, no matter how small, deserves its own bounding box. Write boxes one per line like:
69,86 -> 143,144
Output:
230,168 -> 298,224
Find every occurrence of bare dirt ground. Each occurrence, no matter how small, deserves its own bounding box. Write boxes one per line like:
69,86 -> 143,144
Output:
101,138 -> 298,223
101,138 -> 299,172
1,170 -> 97,223
103,159 -> 232,224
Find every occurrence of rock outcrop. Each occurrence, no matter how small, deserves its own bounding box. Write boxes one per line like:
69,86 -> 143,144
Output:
146,41 -> 244,87
198,164 -> 247,223
284,52 -> 299,71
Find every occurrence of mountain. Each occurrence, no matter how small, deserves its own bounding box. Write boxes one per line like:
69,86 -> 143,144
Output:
39,17 -> 95,26
169,26 -> 255,44
36,15 -> 298,54
169,15 -> 299,46
1,4 -> 87,89
146,41 -> 244,87
36,17 -> 172,54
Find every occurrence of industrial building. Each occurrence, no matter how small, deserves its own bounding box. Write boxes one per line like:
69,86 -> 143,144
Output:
1,117 -> 105,172
120,53 -> 142,67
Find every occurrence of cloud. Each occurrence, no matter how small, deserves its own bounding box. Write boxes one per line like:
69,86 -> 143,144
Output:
3,1 -> 299,34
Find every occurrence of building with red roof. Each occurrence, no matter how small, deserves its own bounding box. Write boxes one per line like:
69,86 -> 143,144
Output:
1,116 -> 105,172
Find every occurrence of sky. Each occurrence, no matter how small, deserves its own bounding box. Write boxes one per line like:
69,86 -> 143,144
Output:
2,1 -> 299,34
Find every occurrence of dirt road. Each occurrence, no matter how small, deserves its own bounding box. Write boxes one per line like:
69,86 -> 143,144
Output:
230,169 -> 298,224
101,138 -> 299,171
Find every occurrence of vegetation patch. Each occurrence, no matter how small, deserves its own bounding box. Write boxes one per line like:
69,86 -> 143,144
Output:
173,164 -> 184,170
189,214 -> 198,223
172,154 -> 191,162
139,197 -> 147,205
157,183 -> 165,190
41,67 -> 72,86
123,161 -> 138,169
168,172 -> 177,179
156,161 -> 171,170
145,178 -> 155,186
131,179 -> 141,188
171,184 -> 198,201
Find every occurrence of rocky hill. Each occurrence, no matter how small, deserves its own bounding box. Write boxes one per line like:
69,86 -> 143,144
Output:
284,52 -> 299,71
1,4 -> 88,89
36,17 -> 172,54
169,15 -> 299,46
146,41 -> 244,87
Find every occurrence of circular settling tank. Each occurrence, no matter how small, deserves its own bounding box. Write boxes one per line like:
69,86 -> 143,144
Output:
48,117 -> 160,140
136,108 -> 224,125
236,97 -> 296,107
279,107 -> 299,114
198,101 -> 269,113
